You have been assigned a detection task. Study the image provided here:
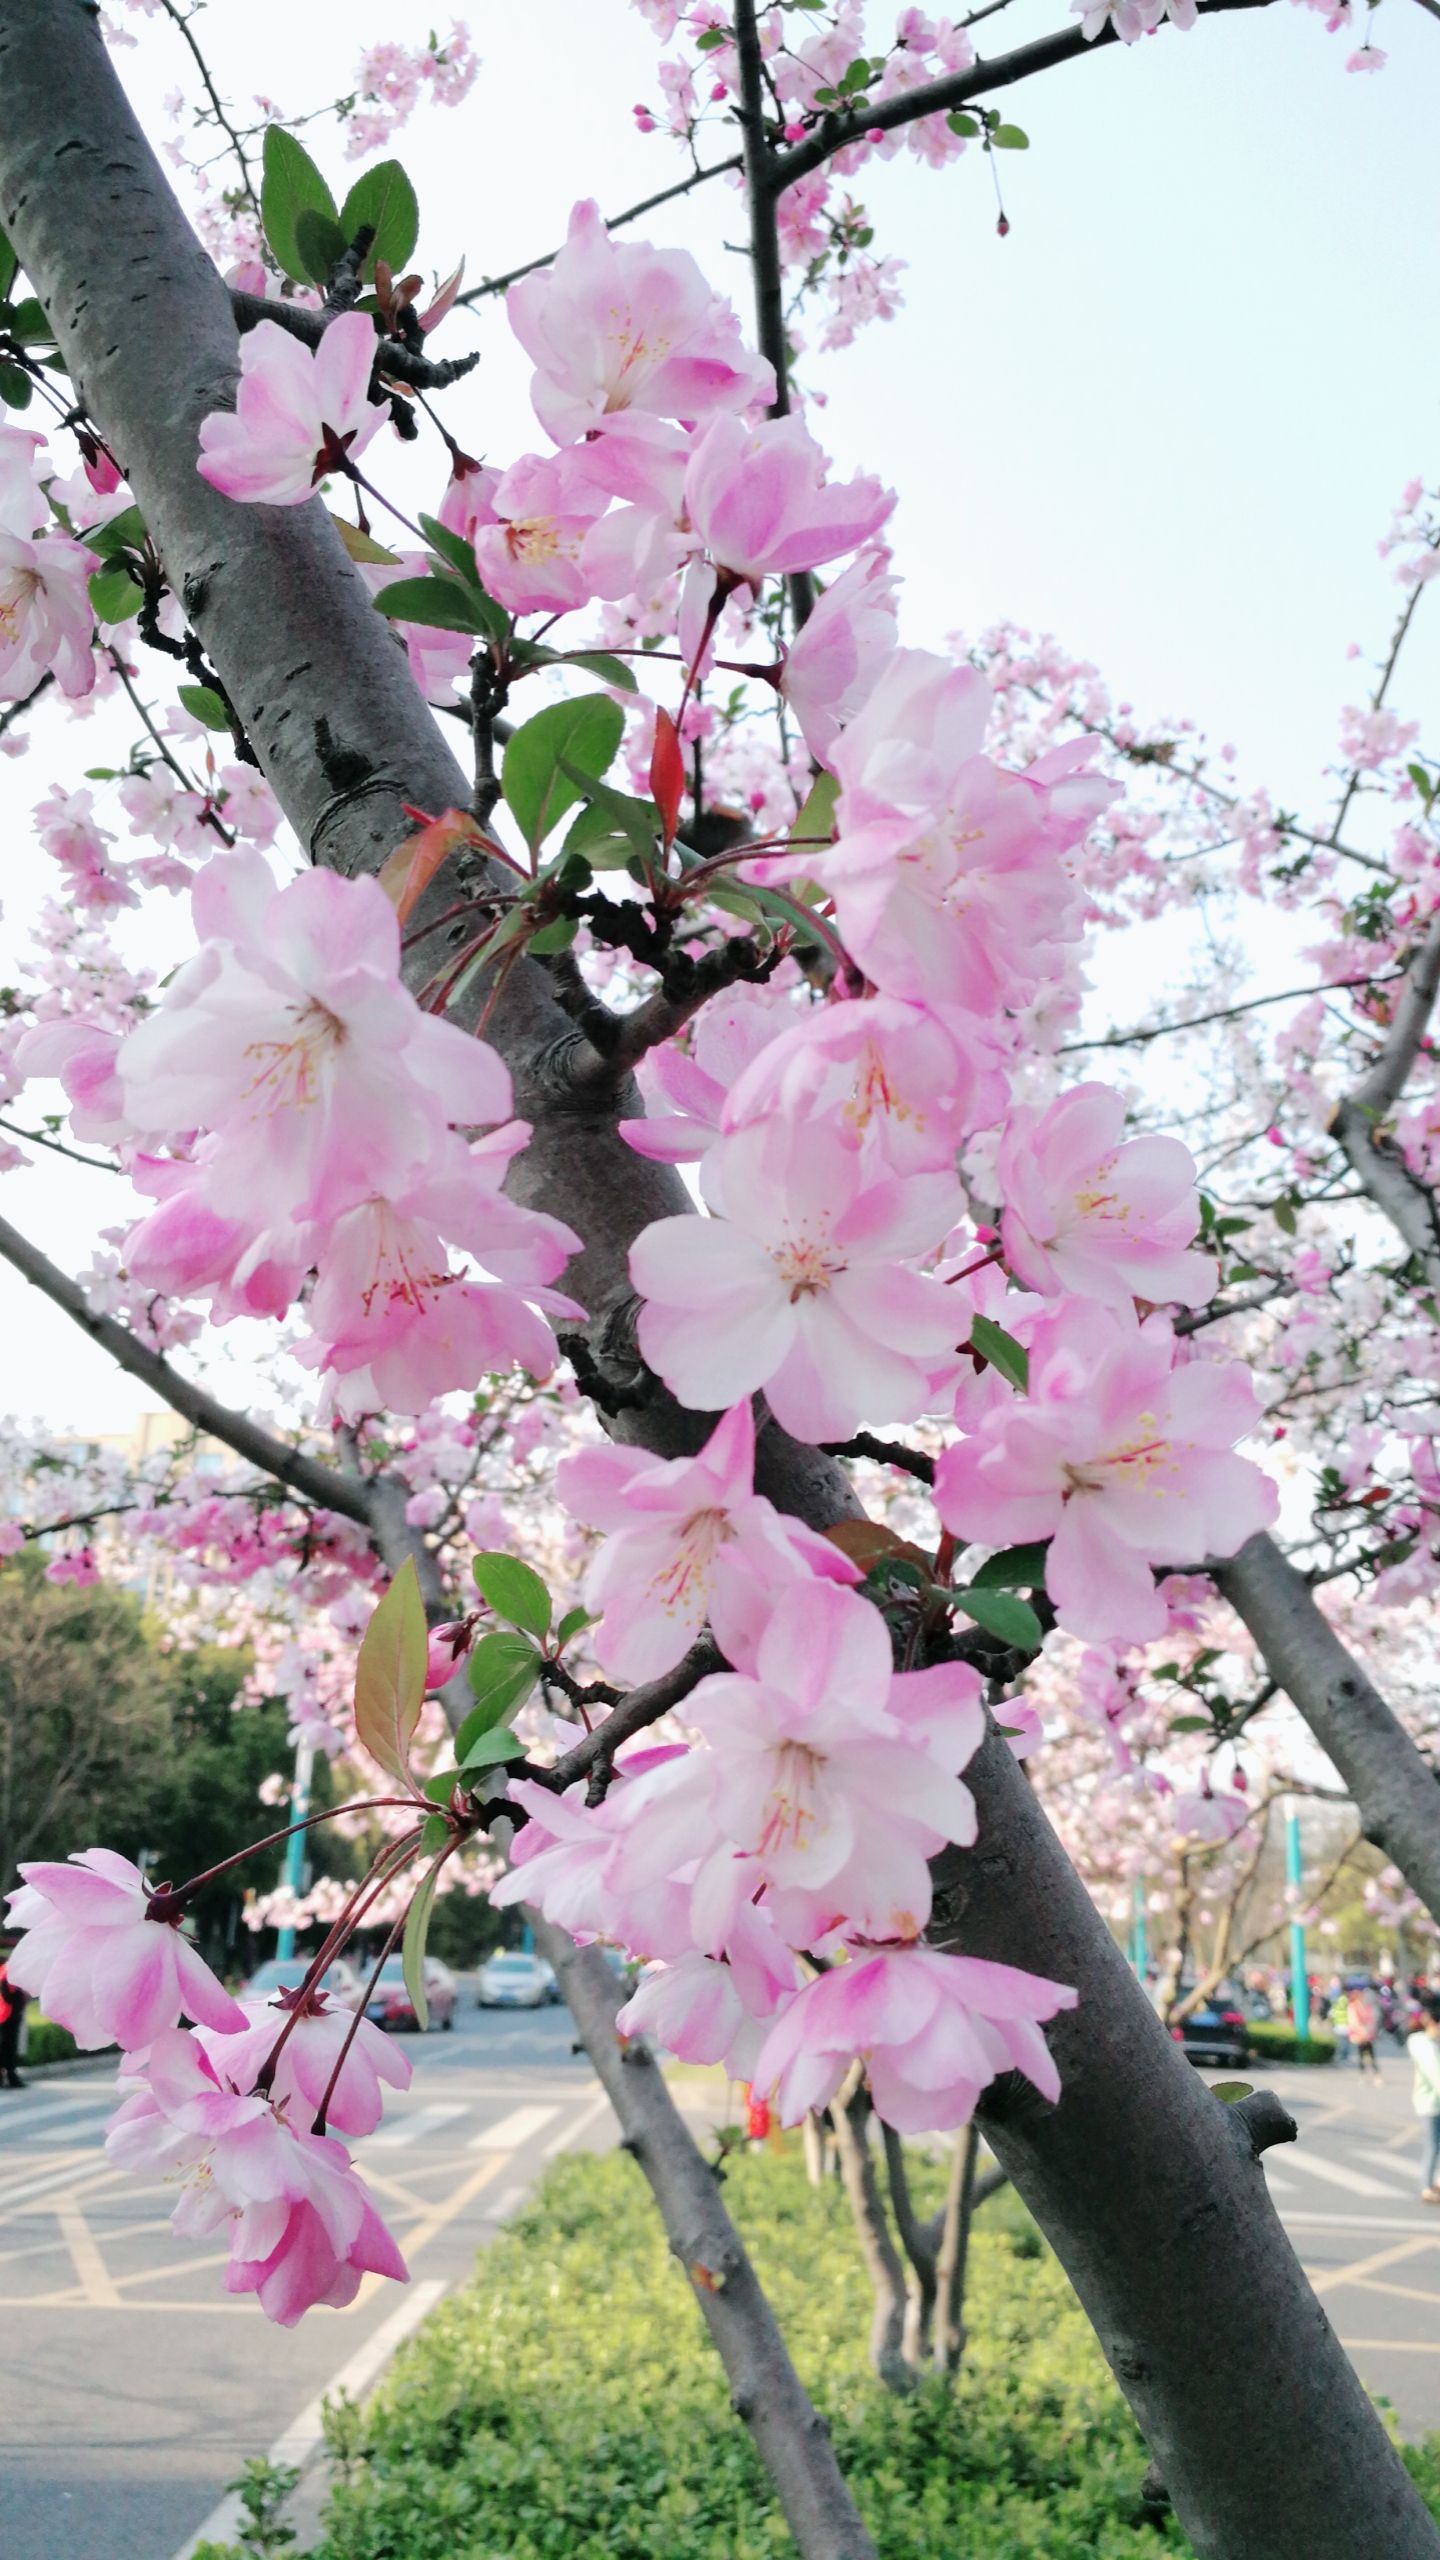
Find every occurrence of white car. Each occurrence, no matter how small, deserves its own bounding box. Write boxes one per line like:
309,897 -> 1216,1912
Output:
477,1950 -> 557,2008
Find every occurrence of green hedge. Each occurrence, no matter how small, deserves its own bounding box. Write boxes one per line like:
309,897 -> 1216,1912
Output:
1246,2019 -> 1337,2065
22,2011 -> 81,2066
258,2142 -> 1440,2560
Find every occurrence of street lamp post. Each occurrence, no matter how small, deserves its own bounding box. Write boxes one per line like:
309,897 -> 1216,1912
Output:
1285,1799 -> 1311,2040
275,1737 -> 315,1965
1131,1875 -> 1149,1982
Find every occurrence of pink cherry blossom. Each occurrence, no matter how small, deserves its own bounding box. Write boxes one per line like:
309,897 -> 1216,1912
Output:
682,412 -> 894,605
107,2029 -> 406,2325
721,995 -> 1001,1177
192,1993 -> 411,2138
998,1083 -> 1216,1309
620,983 -> 797,1166
15,1018 -> 128,1145
117,851 -> 512,1230
0,523 -> 98,700
556,1398 -> 859,1684
474,450 -> 611,615
197,313 -> 386,507
778,546 -> 900,758
751,1941 -> 1079,2132
683,1581 -> 985,1944
4,1849 -> 245,2048
934,1300 -> 1279,1645
507,198 -> 773,448
631,1114 -> 963,1440
617,1901 -> 799,2078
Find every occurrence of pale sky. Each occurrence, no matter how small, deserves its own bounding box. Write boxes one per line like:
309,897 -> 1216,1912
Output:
1,0 -> 1437,1431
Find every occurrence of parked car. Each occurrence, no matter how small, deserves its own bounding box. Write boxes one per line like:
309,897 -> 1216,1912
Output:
364,1954 -> 457,2032
238,1954 -> 364,2010
477,1950 -> 556,2008
1169,1981 -> 1250,2069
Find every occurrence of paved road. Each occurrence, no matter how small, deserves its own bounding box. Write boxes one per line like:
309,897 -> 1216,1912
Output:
0,1999 -> 610,2560
1248,2056 -> 1440,2441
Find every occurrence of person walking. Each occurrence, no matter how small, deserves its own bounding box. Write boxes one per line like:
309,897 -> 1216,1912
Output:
1349,1983 -> 1383,2082
1409,2001 -> 1440,2202
0,1932 -> 29,2088
1329,1983 -> 1350,2065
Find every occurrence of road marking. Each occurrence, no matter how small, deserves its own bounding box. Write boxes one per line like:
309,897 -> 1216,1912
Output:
1339,2336 -> 1440,2354
1280,2210 -> 1440,2233
1261,2163 -> 1298,2193
469,2102 -> 559,2153
0,2157 -> 121,2211
167,2279 -> 447,2560
1281,2150 -> 1398,2198
1308,2236 -> 1434,2299
0,2093 -> 113,2142
377,2152 -> 507,2266
1359,2149 -> 1428,2189
542,2088 -> 613,2156
484,2182 -> 528,2221
55,2195 -> 121,2307
369,2102 -> 466,2150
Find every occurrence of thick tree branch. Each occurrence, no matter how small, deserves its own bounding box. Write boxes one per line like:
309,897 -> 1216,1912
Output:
229,289 -> 480,392
1214,1533 -> 1440,1928
534,1921 -> 882,2560
538,1640 -> 721,1798
0,1205 -> 374,1527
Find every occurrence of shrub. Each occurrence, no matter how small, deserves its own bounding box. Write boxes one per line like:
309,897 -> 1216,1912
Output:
21,2011 -> 82,2066
1246,2019 -> 1337,2065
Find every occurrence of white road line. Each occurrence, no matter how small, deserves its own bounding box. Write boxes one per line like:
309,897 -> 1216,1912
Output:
369,2102 -> 467,2150
0,2155 -> 111,2211
1360,2149 -> 1428,2188
483,2182 -> 528,2222
167,2279 -> 447,2560
468,2102 -> 560,2153
1283,2210 -> 1440,2233
0,2093 -> 112,2140
542,2087 -> 613,2156
1261,2163 -> 1298,2193
1281,2150 -> 1398,2198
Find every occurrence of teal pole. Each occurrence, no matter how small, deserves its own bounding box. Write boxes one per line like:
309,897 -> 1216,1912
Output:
1286,1802 -> 1310,2039
1132,1876 -> 1148,1980
276,1738 -> 315,1964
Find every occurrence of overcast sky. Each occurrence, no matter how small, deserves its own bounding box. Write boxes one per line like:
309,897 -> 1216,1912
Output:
1,0 -> 1437,1430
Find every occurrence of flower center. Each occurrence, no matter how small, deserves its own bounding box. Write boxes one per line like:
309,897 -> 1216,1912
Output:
241,999 -> 345,1116
773,1228 -> 842,1301
758,1742 -> 825,1859
649,1506 -> 732,1612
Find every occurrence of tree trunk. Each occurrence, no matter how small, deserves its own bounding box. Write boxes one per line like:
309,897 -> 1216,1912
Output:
5,10 -> 1440,2553
832,2083 -> 914,2393
932,2123 -> 980,2376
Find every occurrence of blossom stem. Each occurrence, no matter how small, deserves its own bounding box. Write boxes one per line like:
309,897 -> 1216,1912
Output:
145,1799 -> 422,1917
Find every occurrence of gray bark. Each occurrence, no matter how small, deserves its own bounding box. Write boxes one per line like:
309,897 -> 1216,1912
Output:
832,2085 -> 913,2392
533,1921 -> 881,2560
4,9 -> 1440,2554
1216,1534 -> 1440,1924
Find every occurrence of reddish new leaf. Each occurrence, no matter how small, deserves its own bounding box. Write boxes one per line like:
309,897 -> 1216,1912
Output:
421,259 -> 466,334
378,807 -> 484,925
354,1557 -> 427,1786
650,706 -> 685,853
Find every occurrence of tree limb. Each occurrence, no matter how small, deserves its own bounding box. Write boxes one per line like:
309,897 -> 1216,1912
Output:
533,1920 -> 882,2560
0,1205 -> 375,1527
229,289 -> 480,392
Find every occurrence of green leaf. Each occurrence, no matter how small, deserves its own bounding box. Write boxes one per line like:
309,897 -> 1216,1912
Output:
417,510 -> 482,587
458,1726 -> 528,1775
87,564 -> 142,624
1406,761 -> 1435,802
338,159 -> 420,280
177,683 -> 230,732
695,23 -> 729,48
947,111 -> 980,138
0,225 -> 18,303
788,768 -> 839,856
991,123 -> 1029,149
459,1630 -> 544,1744
261,125 -> 340,287
555,1604 -> 593,1646
970,1541 -> 1049,1591
418,1813 -> 450,1858
293,206 -> 349,287
373,573 -> 488,634
7,296 -> 52,344
402,1861 -> 441,2031
1168,1715 -> 1212,1734
558,775 -> 660,867
473,1550 -> 552,1638
953,1587 -> 1044,1652
85,504 -> 148,562
421,1769 -> 461,1805
557,650 -> 639,694
969,1313 -> 1029,1393
527,915 -> 579,956
0,364 -> 33,410
330,513 -> 401,566
1212,2081 -> 1254,2104
353,1556 -> 427,1784
503,695 -> 627,853
1273,1197 -> 1297,1236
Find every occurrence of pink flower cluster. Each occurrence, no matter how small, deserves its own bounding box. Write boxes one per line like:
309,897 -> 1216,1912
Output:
0,423 -> 99,703
4,1852 -> 411,2324
108,849 -> 580,1413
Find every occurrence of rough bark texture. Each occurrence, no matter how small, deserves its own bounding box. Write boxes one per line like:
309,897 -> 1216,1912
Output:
533,1922 -> 881,2560
1217,1533 -> 1440,1924
5,10 -> 1440,2555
